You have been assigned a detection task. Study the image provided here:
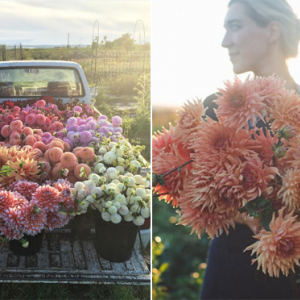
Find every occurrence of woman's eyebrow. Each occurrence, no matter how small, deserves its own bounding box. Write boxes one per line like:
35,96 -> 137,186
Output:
224,19 -> 243,28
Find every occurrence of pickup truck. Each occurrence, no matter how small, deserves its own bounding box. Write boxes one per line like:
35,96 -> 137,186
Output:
0,60 -> 97,104
0,60 -> 150,285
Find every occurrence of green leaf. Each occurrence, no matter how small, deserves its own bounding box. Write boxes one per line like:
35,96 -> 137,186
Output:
0,165 -> 14,176
239,197 -> 274,231
261,209 -> 273,231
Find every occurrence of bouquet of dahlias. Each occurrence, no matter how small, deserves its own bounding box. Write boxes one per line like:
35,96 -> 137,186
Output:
153,75 -> 300,278
0,97 -> 126,247
72,135 -> 151,227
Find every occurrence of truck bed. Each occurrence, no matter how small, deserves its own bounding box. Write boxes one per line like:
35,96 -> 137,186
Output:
0,228 -> 150,285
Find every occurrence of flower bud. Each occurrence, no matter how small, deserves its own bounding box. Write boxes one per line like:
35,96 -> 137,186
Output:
281,125 -> 295,140
274,146 -> 286,158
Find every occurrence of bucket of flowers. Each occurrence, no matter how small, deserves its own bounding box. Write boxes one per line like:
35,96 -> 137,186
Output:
153,76 -> 300,278
71,133 -> 151,262
0,97 -> 128,256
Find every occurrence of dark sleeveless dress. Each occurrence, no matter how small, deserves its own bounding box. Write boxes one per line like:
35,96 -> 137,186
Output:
200,93 -> 300,300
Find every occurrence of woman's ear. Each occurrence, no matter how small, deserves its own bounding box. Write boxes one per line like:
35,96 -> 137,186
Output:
267,20 -> 281,44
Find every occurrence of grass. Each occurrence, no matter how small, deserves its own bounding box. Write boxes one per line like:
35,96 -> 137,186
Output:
0,283 -> 150,300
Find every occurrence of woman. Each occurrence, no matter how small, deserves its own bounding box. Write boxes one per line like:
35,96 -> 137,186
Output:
201,1 -> 300,299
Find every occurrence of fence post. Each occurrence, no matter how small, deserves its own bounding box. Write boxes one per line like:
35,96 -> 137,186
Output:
2,46 -> 6,61
20,44 -> 23,60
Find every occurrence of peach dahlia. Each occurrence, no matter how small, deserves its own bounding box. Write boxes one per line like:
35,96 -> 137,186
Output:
245,209 -> 300,277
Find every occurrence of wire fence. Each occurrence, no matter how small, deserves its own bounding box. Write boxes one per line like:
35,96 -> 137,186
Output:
0,45 -> 150,86
82,50 -> 150,85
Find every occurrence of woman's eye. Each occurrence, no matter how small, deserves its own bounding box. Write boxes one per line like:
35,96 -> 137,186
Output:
230,24 -> 241,31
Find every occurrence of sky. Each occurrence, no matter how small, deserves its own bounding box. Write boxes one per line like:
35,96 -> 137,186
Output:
0,0 -> 150,46
152,0 -> 300,107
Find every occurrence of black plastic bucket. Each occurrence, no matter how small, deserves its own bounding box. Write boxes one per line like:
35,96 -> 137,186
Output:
9,230 -> 45,256
94,216 -> 138,262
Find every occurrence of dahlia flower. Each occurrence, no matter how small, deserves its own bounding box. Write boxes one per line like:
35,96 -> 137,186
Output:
32,185 -> 62,212
253,76 -> 286,107
215,76 -> 265,130
267,89 -> 300,134
245,209 -> 300,277
45,209 -> 69,230
0,190 -> 15,214
190,121 -> 260,173
9,180 -> 39,201
278,136 -> 300,171
22,202 -> 47,236
152,124 -> 192,206
173,99 -> 205,145
178,197 -> 236,239
277,169 -> 300,211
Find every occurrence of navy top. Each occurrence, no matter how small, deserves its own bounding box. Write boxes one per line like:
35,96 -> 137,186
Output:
200,93 -> 300,300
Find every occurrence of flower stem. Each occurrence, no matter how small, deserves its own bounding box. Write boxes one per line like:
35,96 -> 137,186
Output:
162,160 -> 193,178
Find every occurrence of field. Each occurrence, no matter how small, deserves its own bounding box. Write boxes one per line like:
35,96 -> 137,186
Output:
152,105 -> 210,300
0,44 -> 151,300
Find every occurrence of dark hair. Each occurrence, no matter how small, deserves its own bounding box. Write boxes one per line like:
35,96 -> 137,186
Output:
229,0 -> 300,58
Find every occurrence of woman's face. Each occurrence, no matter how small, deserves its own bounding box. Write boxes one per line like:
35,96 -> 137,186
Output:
222,2 -> 271,74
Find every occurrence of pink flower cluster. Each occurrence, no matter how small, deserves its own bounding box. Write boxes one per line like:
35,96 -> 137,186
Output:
0,98 -> 124,243
153,76 -> 300,277
0,179 -> 78,240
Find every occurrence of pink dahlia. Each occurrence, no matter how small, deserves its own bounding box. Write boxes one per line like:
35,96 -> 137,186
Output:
152,124 -> 192,207
36,114 -> 46,126
32,185 -> 62,212
73,106 -> 82,114
0,190 -> 15,215
22,202 -> 46,236
1,125 -> 11,138
190,120 -> 260,173
1,195 -> 30,238
267,89 -> 300,134
245,209 -> 300,277
1,223 -> 24,240
9,120 -> 23,132
174,98 -> 205,145
253,128 -> 278,166
254,76 -> 286,107
224,156 -> 278,202
9,180 -> 39,201
277,169 -> 300,211
178,198 -> 236,238
34,100 -> 46,108
45,208 -> 69,230
25,113 -> 37,125
215,76 -> 265,130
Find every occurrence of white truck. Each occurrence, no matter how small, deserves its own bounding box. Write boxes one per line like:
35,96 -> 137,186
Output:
0,60 -> 97,104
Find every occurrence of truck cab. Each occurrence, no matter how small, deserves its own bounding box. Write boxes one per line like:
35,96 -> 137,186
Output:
0,60 -> 96,104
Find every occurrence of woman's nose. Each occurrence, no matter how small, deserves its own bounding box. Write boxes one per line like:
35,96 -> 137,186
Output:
221,31 -> 231,48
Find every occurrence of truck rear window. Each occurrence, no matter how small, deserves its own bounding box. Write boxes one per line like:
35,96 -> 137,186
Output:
0,67 -> 84,98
